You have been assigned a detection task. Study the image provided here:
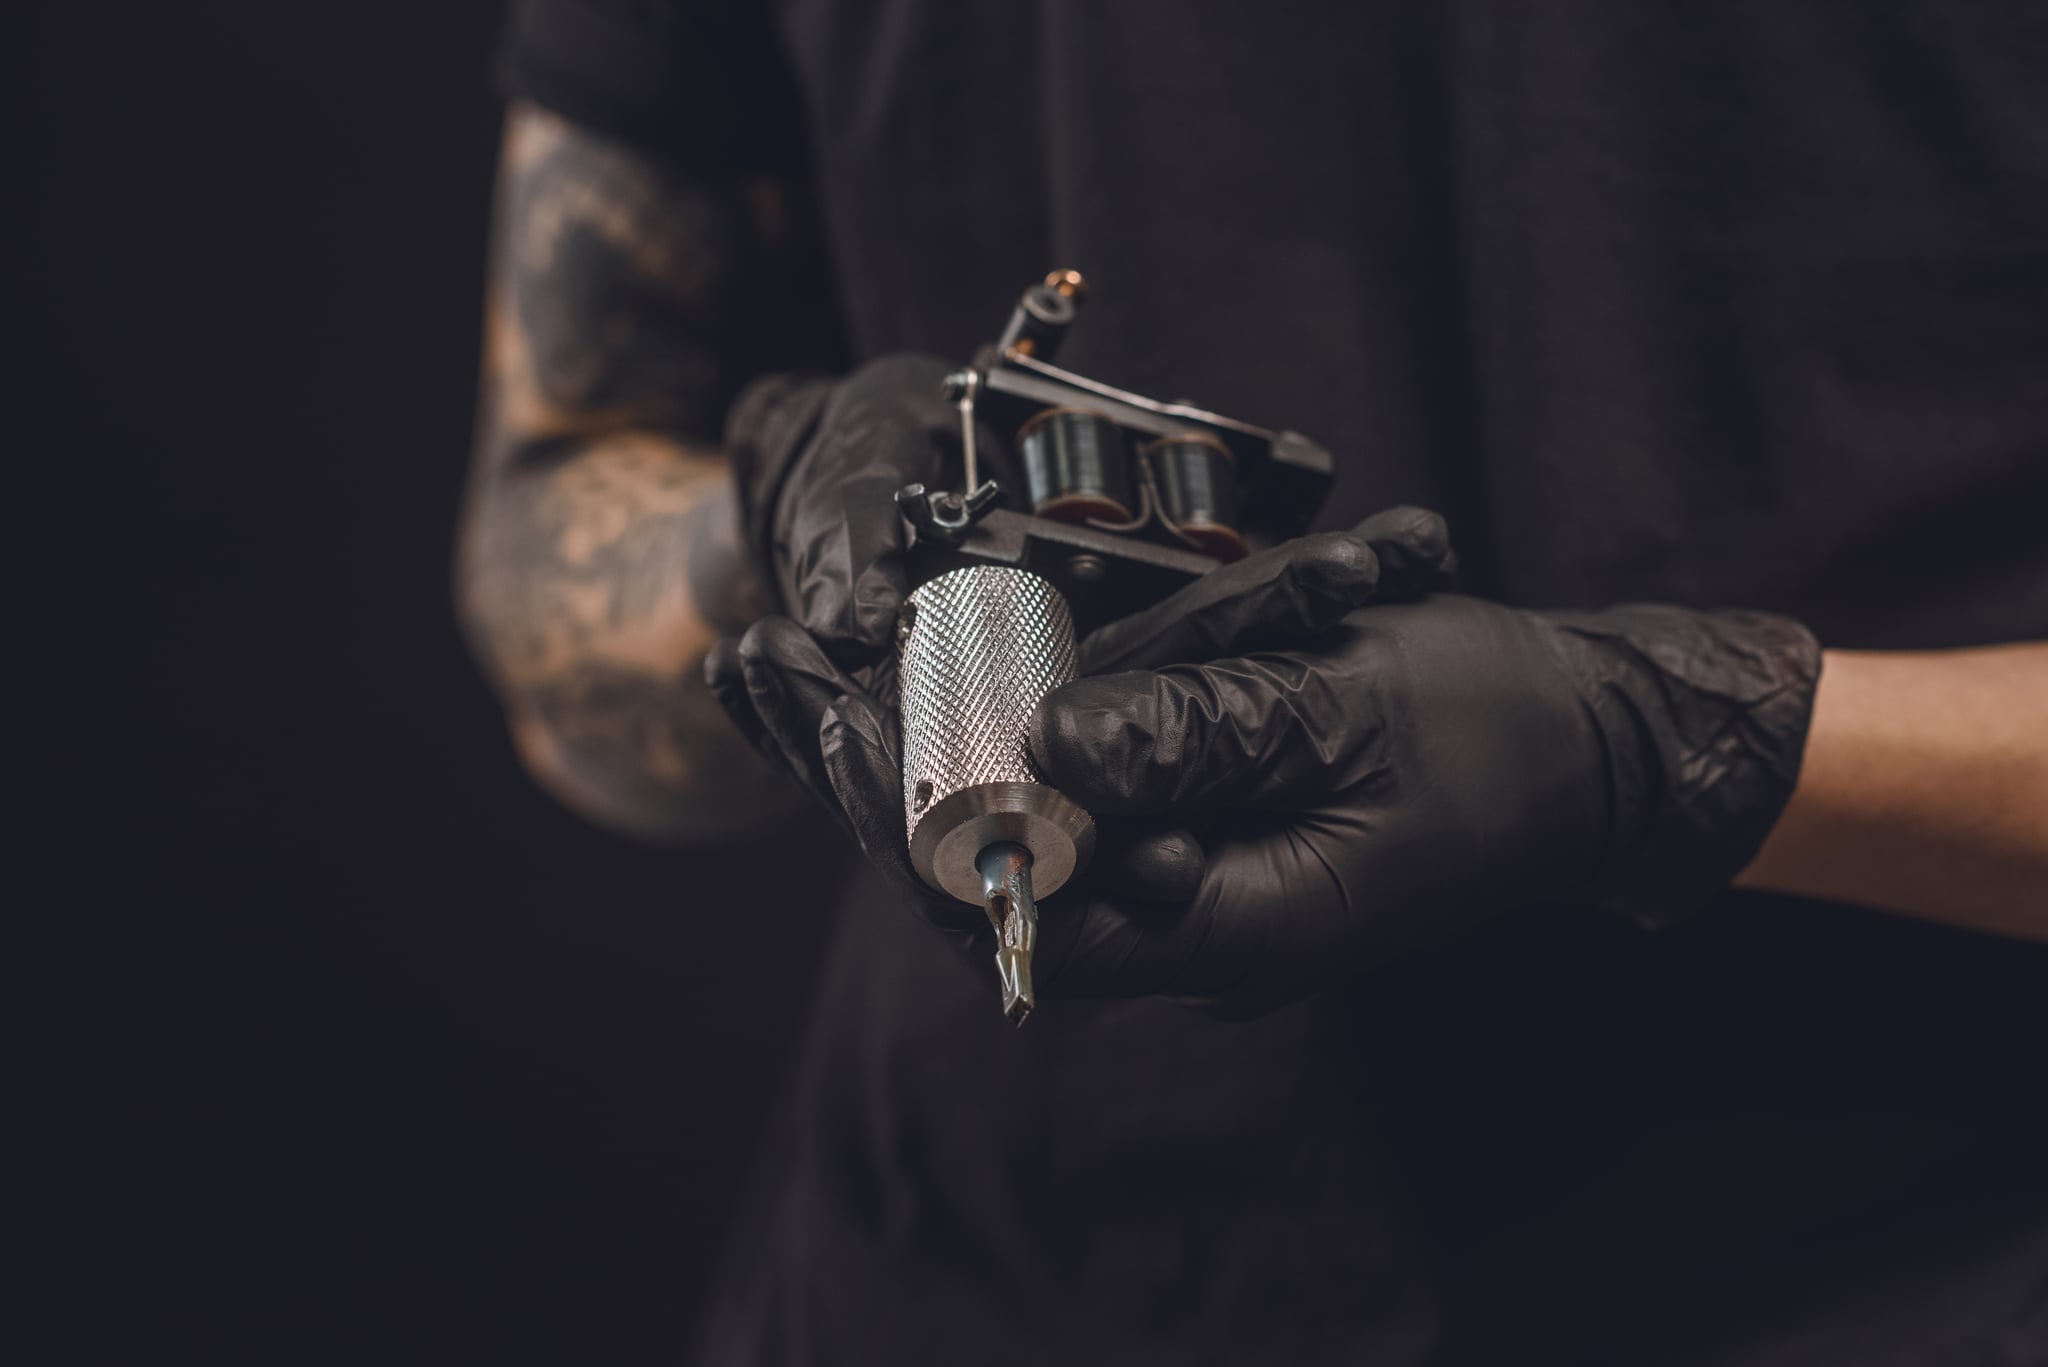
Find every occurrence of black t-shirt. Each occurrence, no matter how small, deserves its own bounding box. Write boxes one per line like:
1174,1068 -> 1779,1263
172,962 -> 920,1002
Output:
500,3 -> 2048,1362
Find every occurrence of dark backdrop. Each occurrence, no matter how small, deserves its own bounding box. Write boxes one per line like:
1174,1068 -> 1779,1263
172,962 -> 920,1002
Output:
17,3 -> 834,1361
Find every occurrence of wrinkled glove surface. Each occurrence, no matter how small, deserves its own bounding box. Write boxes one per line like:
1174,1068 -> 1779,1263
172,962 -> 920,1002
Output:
709,508 -> 1461,951
727,354 -> 986,668
1030,594 -> 1821,1015
719,380 -> 1820,1020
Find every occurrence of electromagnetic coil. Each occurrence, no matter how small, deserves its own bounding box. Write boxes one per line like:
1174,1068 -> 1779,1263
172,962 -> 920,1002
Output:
1016,407 -> 1137,525
1145,431 -> 1247,560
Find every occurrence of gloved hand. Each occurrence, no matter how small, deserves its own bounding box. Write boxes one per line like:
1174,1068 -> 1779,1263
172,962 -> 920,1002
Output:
727,354 -> 998,667
708,507 -> 1461,943
1029,591 -> 1822,1016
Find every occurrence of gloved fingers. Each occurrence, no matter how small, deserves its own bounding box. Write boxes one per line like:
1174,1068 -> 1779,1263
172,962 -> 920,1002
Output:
737,615 -> 867,811
1164,830 -> 1366,1018
1032,896 -> 1179,1000
706,636 -> 775,762
724,373 -> 836,493
1089,822 -> 1206,903
1033,654 -> 1371,815
1351,505 -> 1459,596
777,456 -> 923,668
825,354 -> 1021,494
834,353 -> 963,433
1077,529 -> 1381,675
830,409 -> 1012,664
1032,885 -> 1246,1003
777,357 -> 960,665
814,679 -> 1203,940
819,689 -> 984,933
1034,832 -> 1340,1018
1073,507 -> 1457,676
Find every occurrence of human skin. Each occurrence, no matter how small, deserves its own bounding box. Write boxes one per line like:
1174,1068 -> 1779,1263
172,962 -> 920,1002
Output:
1739,644 -> 2048,939
457,103 -> 818,839
460,105 -> 2048,937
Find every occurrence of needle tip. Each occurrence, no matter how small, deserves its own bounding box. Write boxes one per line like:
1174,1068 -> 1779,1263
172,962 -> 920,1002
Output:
996,947 -> 1035,1026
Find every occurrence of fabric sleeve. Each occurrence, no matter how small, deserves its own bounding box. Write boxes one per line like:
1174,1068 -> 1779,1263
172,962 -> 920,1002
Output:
496,0 -> 809,177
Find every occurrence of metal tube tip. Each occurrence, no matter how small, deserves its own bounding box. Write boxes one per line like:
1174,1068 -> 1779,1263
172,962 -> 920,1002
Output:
996,948 -> 1035,1025
978,842 -> 1040,1028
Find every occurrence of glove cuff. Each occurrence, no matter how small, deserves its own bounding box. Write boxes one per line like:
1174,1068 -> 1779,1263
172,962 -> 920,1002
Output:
1545,606 -> 1823,929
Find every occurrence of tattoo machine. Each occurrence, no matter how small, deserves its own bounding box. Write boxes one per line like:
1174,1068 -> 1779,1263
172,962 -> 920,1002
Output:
895,270 -> 1334,1023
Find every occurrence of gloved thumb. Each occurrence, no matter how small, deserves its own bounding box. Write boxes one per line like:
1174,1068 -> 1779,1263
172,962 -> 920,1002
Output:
1033,654 -> 1352,816
1078,507 -> 1456,675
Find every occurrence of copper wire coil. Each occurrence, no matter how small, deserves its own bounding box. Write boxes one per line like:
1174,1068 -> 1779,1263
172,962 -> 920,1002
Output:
1017,407 -> 1137,525
1143,431 -> 1246,561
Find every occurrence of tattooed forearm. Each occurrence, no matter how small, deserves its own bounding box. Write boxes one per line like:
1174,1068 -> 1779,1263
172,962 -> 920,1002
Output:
510,660 -> 794,842
457,102 -> 839,839
464,433 -> 789,838
496,102 -> 805,434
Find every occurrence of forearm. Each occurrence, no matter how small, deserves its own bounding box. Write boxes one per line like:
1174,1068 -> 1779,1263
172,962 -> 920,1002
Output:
1737,643 -> 2048,937
457,102 -> 833,839
460,431 -> 782,839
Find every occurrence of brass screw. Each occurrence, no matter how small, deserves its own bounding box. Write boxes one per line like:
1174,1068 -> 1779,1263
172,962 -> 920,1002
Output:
1043,269 -> 1087,302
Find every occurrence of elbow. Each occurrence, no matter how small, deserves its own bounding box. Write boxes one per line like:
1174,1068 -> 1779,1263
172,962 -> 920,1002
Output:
496,683 -> 801,846
452,509 -> 514,693
505,710 -> 711,843
451,492 -> 795,843
448,512 -> 687,838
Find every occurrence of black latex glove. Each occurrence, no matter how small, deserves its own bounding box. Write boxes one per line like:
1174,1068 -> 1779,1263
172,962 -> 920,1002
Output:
708,507 -> 1460,944
1029,592 -> 1822,1016
727,354 -> 997,668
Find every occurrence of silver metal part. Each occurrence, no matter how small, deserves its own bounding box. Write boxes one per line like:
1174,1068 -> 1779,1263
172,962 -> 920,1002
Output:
899,566 -> 1096,905
978,842 -> 1038,1025
954,364 -> 983,492
1004,349 -> 1277,443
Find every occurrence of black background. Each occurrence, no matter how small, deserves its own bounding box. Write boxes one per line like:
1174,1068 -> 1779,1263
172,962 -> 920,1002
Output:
19,3 -> 833,1360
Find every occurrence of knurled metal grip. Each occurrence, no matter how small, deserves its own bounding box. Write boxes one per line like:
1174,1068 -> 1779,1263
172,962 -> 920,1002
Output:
898,566 -> 1097,905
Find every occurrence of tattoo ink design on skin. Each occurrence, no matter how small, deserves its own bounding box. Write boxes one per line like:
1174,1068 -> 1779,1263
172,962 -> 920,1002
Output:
457,105 -> 840,838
